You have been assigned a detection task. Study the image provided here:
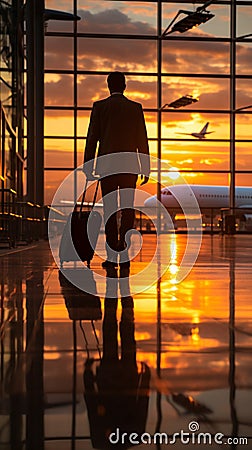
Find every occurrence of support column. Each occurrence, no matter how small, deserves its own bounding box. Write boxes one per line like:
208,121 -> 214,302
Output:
35,0 -> 45,206
26,0 -> 35,203
26,0 -> 44,206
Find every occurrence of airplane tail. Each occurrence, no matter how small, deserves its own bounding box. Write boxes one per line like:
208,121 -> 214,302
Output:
200,122 -> 209,134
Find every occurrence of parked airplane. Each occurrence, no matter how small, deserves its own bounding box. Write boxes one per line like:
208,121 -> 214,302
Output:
145,185 -> 252,209
144,184 -> 252,226
178,122 -> 214,139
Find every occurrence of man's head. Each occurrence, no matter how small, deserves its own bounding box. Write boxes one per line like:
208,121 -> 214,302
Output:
107,71 -> 126,94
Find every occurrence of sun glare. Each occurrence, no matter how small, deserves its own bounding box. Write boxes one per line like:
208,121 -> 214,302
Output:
167,168 -> 180,180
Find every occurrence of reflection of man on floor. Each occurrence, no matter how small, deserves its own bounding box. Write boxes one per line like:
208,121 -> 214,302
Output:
83,71 -> 150,268
83,268 -> 150,449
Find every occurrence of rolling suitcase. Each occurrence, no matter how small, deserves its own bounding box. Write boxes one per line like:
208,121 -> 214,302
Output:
59,180 -> 101,268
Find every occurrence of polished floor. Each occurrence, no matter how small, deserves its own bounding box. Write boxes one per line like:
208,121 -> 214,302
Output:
0,235 -> 252,449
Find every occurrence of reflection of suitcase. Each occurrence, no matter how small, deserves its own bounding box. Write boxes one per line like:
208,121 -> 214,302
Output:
59,181 -> 101,268
59,269 -> 102,321
59,269 -> 102,362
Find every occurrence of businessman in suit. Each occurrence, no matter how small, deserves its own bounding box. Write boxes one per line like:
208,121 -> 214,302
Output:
83,72 -> 150,268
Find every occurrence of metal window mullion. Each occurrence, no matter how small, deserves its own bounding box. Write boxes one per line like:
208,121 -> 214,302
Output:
73,0 -> 78,206
230,0 -> 236,211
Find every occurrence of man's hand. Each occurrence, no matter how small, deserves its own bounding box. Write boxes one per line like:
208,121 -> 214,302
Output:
140,175 -> 149,186
82,165 -> 97,181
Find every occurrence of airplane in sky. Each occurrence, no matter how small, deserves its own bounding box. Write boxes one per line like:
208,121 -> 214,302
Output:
144,184 -> 252,226
178,122 -> 214,139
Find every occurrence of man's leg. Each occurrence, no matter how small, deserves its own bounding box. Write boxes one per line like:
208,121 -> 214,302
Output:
118,174 -> 138,250
101,175 -> 119,263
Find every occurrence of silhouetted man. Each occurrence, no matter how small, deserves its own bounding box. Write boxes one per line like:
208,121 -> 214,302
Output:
83,71 -> 150,268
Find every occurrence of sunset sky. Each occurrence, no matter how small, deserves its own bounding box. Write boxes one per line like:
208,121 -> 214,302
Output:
42,0 -> 252,204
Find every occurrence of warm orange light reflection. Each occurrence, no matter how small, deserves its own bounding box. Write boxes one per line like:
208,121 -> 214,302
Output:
135,331 -> 152,341
191,326 -> 200,343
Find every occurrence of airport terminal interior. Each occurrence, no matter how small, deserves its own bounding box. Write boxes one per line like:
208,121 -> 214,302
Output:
1,0 -> 252,448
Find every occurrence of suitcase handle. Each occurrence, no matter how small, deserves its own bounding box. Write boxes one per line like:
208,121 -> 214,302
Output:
80,179 -> 99,213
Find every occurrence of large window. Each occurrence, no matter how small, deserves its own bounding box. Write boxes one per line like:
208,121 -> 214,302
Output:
43,0 -> 252,205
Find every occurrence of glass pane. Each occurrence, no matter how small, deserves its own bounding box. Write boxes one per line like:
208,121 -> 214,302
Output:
126,75 -> 157,109
162,77 -> 230,110
236,172 -> 252,186
159,139 -> 230,172
144,111 -> 157,140
163,40 -> 230,74
45,0 -> 73,8
45,74 -> 74,107
236,80 -> 252,112
236,142 -> 252,171
236,112 -> 252,140
162,3 -> 230,38
77,139 -> 85,167
45,139 -> 74,168
147,140 -> 157,161
77,74 -> 157,109
77,1 -> 157,34
45,10 -> 74,34
237,6 -> 252,38
162,111 -> 229,140
77,110 -> 91,138
44,170 -> 72,205
45,111 -> 74,137
77,37 -> 157,72
45,36 -> 73,70
236,42 -> 252,75
164,171 -> 230,187
77,74 -> 107,107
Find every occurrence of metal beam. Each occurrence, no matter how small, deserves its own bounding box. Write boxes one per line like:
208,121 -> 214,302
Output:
34,0 -> 45,206
26,0 -> 35,203
230,0 -> 236,213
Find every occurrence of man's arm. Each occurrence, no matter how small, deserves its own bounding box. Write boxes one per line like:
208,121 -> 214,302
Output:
137,105 -> 150,184
83,103 -> 100,178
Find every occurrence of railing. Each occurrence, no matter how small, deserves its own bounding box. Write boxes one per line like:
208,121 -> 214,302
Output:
2,203 -> 249,248
45,205 -> 252,240
136,207 -> 252,235
220,208 -> 252,235
0,188 -> 19,247
0,196 -> 48,247
0,102 -> 18,247
15,201 -> 47,244
0,101 -> 48,247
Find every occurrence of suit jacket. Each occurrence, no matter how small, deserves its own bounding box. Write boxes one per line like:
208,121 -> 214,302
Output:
84,94 -> 150,177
